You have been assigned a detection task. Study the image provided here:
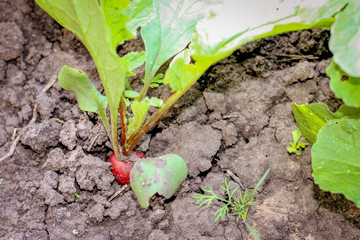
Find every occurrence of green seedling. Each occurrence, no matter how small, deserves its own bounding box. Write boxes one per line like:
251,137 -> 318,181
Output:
0,178 -> 3,184
35,0 -> 342,208
74,193 -> 80,198
286,129 -> 308,155
193,169 -> 270,240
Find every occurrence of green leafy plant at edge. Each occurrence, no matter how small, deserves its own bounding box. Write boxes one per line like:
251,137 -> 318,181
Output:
35,0 -> 341,208
291,0 -> 360,208
286,129 -> 308,155
193,169 -> 270,240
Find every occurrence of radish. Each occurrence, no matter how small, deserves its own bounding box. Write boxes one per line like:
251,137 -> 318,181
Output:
109,152 -> 132,185
134,150 -> 146,159
109,151 -> 146,185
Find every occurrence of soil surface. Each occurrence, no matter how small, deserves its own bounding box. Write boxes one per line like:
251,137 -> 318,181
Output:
1,1 -> 360,240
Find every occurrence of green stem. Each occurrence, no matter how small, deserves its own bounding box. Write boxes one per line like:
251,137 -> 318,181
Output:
139,75 -> 151,101
244,220 -> 261,240
92,52 -> 126,161
214,196 -> 230,204
110,107 -> 122,160
98,111 -> 111,143
139,68 -> 157,101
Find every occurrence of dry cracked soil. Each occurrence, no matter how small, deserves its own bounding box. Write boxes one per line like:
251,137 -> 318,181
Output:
1,1 -> 360,240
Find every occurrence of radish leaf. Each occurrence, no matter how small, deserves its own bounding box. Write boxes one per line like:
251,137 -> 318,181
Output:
127,98 -> 152,138
140,0 -> 219,85
130,154 -> 187,208
127,97 -> 164,138
35,0 -> 132,130
149,73 -> 164,88
333,105 -> 360,119
58,66 -> 108,116
126,0 -> 155,35
163,49 -> 190,92
291,103 -> 336,144
103,0 -> 134,48
292,102 -> 360,145
35,0 -> 138,157
124,90 -> 140,98
327,61 -> 360,108
329,0 -> 360,77
164,49 -> 209,92
191,0 -> 345,62
312,118 -> 360,207
58,65 -> 110,134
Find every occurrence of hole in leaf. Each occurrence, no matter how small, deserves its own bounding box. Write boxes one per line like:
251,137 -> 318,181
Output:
341,75 -> 349,82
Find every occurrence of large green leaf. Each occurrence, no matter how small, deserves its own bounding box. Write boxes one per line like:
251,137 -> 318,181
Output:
103,0 -> 134,47
327,61 -> 360,108
329,0 -> 360,77
190,0 -> 346,63
35,0 -> 132,118
126,0 -> 155,35
291,103 -> 336,144
312,118 -> 360,207
297,0 -> 348,24
140,0 -> 219,83
163,49 -> 209,92
130,154 -> 188,208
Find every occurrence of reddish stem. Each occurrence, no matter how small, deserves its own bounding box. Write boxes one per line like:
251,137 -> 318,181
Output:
122,61 -> 212,156
119,99 -> 129,157
123,91 -> 180,156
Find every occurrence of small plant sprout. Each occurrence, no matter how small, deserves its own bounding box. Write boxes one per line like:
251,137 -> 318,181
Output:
193,169 -> 270,240
286,129 -> 308,156
74,193 -> 80,198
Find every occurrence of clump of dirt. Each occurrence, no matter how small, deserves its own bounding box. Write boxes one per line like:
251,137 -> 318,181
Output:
1,0 -> 360,239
